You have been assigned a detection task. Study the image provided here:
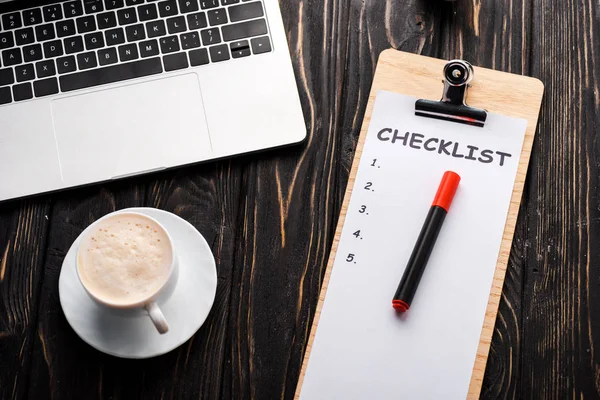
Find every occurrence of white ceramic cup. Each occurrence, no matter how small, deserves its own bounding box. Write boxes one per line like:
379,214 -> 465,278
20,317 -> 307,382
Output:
76,211 -> 179,334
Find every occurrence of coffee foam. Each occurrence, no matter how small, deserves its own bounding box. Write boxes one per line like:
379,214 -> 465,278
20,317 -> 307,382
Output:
78,214 -> 172,305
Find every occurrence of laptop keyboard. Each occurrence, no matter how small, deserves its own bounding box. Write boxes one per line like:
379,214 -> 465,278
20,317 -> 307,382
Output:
0,0 -> 271,105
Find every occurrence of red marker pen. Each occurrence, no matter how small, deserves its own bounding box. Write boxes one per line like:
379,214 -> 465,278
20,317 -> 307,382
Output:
392,171 -> 461,312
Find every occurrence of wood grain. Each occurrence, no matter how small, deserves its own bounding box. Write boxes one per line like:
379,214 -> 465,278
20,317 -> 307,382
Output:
519,0 -> 600,398
0,200 -> 49,400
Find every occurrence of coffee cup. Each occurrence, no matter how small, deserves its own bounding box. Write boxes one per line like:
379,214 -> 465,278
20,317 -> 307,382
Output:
76,211 -> 179,334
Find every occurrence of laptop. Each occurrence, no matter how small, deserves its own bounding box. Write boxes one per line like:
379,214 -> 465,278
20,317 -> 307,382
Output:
0,0 -> 306,202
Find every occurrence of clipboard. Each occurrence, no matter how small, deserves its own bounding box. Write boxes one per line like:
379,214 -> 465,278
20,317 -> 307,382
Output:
295,50 -> 544,399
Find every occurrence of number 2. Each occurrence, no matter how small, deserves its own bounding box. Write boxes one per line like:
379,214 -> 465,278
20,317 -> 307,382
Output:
364,182 -> 372,190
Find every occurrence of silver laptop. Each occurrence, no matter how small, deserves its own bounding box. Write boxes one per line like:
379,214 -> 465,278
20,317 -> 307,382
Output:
0,0 -> 305,202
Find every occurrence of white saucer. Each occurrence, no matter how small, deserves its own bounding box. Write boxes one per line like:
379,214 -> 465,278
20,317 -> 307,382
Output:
59,207 -> 217,359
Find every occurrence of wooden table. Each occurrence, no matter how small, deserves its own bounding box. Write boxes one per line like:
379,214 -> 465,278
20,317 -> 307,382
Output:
0,1 -> 596,398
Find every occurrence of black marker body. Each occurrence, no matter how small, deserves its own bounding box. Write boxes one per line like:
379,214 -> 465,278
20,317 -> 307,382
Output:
392,170 -> 460,313
392,206 -> 446,311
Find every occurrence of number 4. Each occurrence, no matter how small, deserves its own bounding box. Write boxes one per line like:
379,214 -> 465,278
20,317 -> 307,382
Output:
353,230 -> 361,238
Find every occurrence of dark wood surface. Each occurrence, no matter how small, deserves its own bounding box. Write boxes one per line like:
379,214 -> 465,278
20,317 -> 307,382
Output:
1,0 -> 598,398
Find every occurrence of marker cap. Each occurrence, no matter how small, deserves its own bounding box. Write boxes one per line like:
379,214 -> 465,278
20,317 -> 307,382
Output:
431,171 -> 461,212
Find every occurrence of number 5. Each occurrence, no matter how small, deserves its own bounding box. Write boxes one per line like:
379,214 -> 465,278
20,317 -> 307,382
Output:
346,253 -> 355,262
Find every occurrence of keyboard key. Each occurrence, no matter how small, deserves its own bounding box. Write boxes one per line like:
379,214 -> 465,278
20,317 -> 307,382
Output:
159,35 -> 179,53
0,68 -> 15,86
105,0 -> 125,10
163,51 -> 187,71
145,20 -> 166,38
221,18 -> 266,42
43,40 -> 64,57
35,24 -> 56,42
199,0 -> 218,9
43,5 -> 64,22
221,0 -> 239,5
64,1 -> 84,18
36,60 -> 57,78
64,36 -> 85,53
138,4 -> 158,21
84,0 -> 104,14
188,47 -> 208,66
98,47 -> 118,65
0,87 -> 11,105
97,11 -> 117,29
13,83 -> 33,101
125,0 -> 144,5
2,12 -> 22,30
178,0 -> 198,13
200,28 -> 220,45
23,9 -> 43,26
187,12 -> 207,29
250,35 -> 270,54
2,48 -> 22,66
15,64 -> 35,82
76,16 -> 97,33
57,55 -> 77,73
209,43 -> 228,62
118,43 -> 138,61
139,39 -> 159,56
158,0 -> 178,17
60,57 -> 162,92
77,51 -> 98,69
166,16 -> 186,34
230,39 -> 249,58
105,28 -> 126,45
15,28 -> 35,46
34,77 -> 59,97
125,24 -> 145,41
23,44 -> 43,62
207,8 -> 227,26
179,31 -> 200,49
228,1 -> 262,22
56,20 -> 77,38
117,8 -> 138,25
84,32 -> 105,50
0,32 -> 15,49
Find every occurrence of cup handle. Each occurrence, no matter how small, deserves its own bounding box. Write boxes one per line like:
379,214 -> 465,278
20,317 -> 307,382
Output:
146,302 -> 169,334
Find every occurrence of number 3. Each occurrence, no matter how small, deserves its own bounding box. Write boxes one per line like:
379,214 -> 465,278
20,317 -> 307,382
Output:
359,205 -> 366,213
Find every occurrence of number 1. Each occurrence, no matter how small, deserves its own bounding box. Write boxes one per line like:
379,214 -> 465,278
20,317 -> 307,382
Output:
371,159 -> 377,166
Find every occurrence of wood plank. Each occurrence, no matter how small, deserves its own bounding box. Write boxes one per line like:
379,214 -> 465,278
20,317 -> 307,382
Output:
0,200 -> 50,400
519,0 -> 600,397
25,182 -> 145,399
220,1 -> 445,399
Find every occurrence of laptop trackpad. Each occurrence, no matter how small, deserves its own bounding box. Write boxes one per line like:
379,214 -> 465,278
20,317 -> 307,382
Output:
51,74 -> 212,186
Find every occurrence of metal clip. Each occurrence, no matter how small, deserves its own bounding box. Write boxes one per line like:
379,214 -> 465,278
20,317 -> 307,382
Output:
415,59 -> 487,127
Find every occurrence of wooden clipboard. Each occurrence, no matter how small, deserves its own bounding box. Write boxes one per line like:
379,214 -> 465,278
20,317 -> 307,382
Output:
295,49 -> 544,399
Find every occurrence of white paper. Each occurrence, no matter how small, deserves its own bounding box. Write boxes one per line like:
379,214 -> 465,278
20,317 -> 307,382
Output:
300,91 -> 527,400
